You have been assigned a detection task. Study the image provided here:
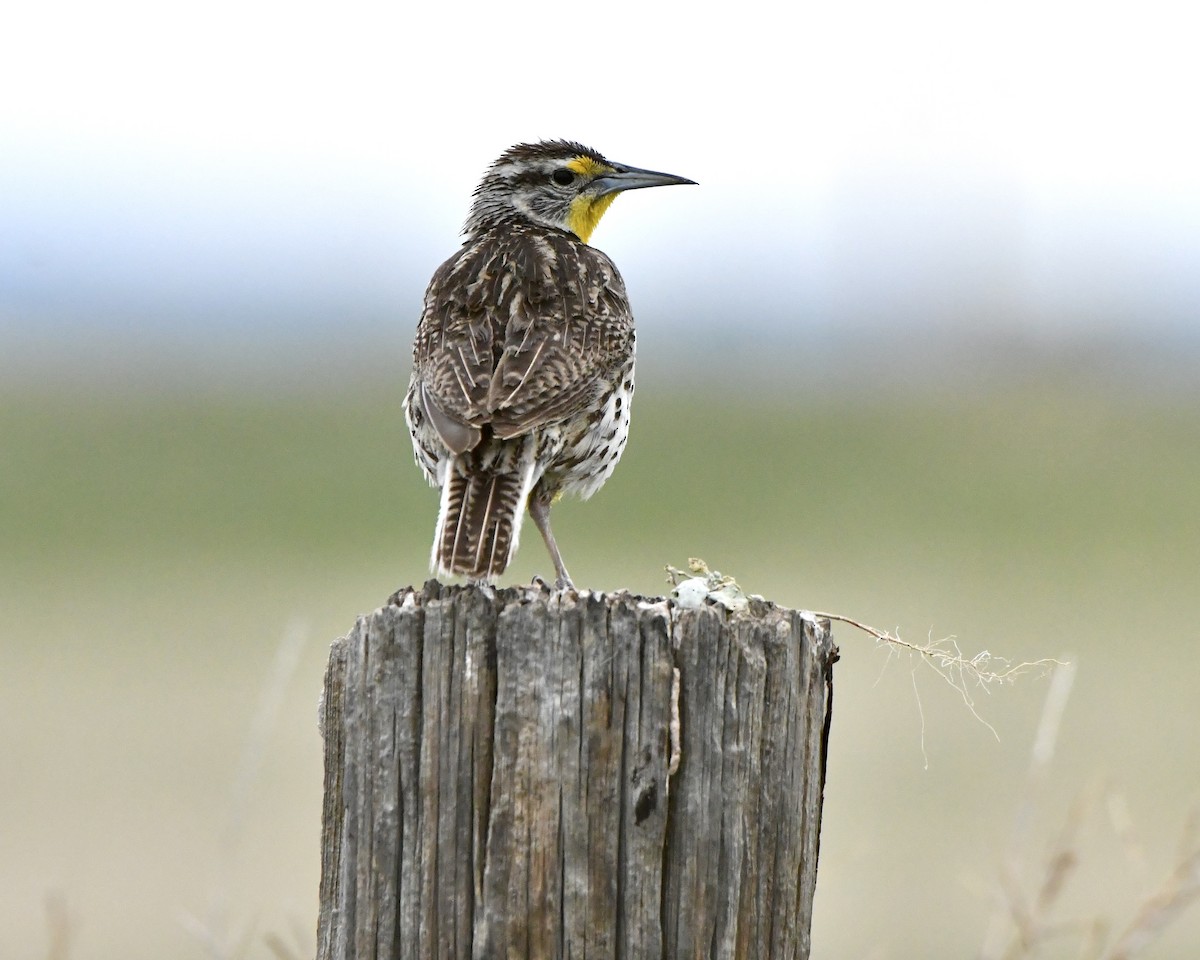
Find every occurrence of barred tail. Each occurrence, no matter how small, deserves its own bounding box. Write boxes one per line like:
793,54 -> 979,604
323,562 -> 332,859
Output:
432,456 -> 534,581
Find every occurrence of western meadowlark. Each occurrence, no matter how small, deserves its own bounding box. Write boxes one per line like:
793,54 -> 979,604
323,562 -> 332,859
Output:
404,139 -> 694,588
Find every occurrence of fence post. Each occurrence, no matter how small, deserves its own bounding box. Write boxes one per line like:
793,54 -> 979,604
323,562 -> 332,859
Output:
317,580 -> 837,959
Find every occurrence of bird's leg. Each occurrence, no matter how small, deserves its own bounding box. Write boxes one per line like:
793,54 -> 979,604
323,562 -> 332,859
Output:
528,491 -> 573,590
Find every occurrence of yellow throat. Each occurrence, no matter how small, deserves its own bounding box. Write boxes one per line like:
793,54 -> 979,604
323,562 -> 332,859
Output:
563,155 -> 617,243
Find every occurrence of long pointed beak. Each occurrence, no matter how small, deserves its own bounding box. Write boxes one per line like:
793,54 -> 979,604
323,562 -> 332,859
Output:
592,162 -> 697,197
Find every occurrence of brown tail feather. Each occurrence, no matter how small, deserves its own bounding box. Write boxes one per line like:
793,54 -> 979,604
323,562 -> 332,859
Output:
434,459 -> 530,580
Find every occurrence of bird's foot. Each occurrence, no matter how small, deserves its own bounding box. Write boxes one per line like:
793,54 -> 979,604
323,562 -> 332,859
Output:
530,572 -> 574,591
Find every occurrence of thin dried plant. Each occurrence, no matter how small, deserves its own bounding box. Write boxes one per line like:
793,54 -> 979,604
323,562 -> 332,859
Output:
264,923 -> 311,960
43,893 -> 74,960
810,612 -> 1064,742
986,795 -> 1200,960
1104,815 -> 1200,960
980,659 -> 1200,960
666,557 -> 1061,746
179,619 -> 311,960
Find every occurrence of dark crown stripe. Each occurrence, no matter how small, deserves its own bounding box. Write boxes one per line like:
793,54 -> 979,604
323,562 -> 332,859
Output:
491,140 -> 607,167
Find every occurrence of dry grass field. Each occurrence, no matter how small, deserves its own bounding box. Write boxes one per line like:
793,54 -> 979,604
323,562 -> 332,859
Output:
3,372 -> 1199,958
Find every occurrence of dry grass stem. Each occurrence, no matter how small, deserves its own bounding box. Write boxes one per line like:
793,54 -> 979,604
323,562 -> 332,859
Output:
177,911 -> 258,960
1106,791 -> 1149,891
974,661 -> 1200,960
1105,834 -> 1200,960
987,789 -> 1200,960
985,791 -> 1200,959
981,659 -> 1078,960
43,893 -> 73,960
665,558 -> 1059,739
811,611 -> 1063,740
994,796 -> 1090,960
264,931 -> 305,960
181,619 -> 310,960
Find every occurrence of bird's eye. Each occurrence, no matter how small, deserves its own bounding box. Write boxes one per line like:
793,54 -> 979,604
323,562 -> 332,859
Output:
552,168 -> 575,186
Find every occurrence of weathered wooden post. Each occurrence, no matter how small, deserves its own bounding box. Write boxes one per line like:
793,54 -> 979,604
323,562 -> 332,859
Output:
317,580 -> 837,959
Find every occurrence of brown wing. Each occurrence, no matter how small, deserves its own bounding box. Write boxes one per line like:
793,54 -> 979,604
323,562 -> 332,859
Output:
411,224 -> 633,445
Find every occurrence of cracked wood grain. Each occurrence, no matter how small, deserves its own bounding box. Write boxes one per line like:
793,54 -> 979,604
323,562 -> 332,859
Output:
317,581 -> 836,960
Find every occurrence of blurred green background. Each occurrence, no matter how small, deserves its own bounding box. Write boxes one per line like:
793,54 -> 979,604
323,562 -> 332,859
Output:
6,0 -> 1200,952
4,362 -> 1199,958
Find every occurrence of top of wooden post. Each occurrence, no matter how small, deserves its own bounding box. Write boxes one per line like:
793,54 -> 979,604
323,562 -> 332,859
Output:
385,576 -> 836,632
319,579 -> 837,960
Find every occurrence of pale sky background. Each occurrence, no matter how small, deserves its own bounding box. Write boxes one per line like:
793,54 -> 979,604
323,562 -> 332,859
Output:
5,3 -> 1200,957
3,0 -> 1199,383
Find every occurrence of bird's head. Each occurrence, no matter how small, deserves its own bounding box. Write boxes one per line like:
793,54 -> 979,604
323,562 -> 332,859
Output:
464,139 -> 695,243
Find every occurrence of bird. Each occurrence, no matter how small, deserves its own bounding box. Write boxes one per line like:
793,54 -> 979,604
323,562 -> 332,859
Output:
404,139 -> 695,589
